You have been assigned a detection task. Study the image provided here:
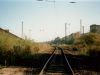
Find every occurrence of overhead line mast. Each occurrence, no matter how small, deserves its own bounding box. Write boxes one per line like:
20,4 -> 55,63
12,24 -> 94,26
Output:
22,21 -> 23,38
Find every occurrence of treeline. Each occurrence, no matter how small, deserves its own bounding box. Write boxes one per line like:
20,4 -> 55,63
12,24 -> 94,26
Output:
49,32 -> 100,56
50,34 -> 75,45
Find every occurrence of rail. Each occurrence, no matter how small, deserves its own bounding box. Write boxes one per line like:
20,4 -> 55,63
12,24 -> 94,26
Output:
39,47 -> 75,75
39,47 -> 56,75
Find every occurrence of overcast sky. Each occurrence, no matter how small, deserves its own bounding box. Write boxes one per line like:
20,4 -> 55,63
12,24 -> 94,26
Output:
0,0 -> 100,42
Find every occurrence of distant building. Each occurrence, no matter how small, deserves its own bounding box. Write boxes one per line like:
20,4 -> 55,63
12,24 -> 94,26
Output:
90,24 -> 100,33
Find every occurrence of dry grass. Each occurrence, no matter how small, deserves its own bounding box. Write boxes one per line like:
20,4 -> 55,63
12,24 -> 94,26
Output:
0,67 -> 33,75
74,70 -> 100,75
37,43 -> 53,53
72,33 -> 100,56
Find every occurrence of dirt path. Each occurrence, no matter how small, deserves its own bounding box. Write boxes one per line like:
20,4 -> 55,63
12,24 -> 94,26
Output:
0,67 -> 33,75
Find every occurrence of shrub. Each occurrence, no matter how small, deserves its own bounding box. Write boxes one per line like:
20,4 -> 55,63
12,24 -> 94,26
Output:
87,46 -> 100,56
0,30 -> 40,66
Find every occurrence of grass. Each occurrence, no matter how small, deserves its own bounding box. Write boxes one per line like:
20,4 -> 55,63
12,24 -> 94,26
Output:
72,33 -> 100,56
0,29 -> 53,67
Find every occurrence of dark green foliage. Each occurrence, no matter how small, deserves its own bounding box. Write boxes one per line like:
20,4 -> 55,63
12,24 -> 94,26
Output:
51,37 -> 62,44
66,36 -> 75,44
50,35 -> 75,45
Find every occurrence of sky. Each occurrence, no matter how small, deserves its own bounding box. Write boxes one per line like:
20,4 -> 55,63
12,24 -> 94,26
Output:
0,0 -> 100,42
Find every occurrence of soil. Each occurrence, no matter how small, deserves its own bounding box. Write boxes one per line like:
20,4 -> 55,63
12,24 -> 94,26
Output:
0,67 -> 34,75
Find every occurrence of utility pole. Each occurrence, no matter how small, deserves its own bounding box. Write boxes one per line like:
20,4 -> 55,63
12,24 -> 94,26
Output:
65,23 -> 67,37
69,23 -> 70,35
22,21 -> 23,38
29,29 -> 32,39
80,19 -> 82,34
65,23 -> 67,44
83,26 -> 84,34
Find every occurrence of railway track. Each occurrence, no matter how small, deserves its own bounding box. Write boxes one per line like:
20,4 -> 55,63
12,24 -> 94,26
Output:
39,47 -> 75,75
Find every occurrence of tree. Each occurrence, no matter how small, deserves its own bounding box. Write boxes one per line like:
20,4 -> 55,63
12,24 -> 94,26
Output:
53,37 -> 61,44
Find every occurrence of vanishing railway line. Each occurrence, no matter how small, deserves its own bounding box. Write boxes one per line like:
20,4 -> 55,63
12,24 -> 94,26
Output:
39,47 -> 75,75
